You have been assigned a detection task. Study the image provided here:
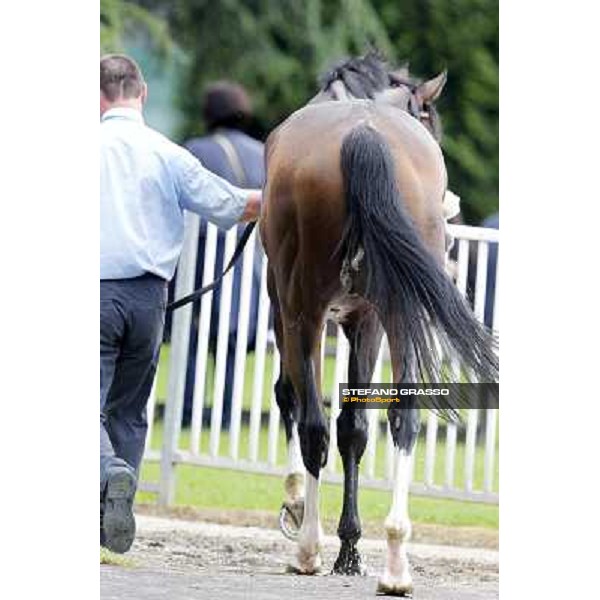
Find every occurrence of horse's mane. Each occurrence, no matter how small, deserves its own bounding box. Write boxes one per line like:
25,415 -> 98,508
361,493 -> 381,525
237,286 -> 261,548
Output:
318,51 -> 443,141
319,51 -> 391,99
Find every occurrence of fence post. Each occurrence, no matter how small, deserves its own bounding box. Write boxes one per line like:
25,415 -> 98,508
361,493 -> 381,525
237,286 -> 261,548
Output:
189,223 -> 218,455
327,328 -> 349,473
158,214 -> 199,506
229,228 -> 257,460
249,258 -> 270,462
424,412 -> 438,487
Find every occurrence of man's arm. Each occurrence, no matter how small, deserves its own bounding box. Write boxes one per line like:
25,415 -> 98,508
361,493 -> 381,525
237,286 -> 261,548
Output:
175,148 -> 262,229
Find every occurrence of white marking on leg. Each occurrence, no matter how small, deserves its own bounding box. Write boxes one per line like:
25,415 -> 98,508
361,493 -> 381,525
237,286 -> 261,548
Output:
284,424 -> 305,502
378,448 -> 414,594
295,472 -> 323,573
288,424 -> 304,475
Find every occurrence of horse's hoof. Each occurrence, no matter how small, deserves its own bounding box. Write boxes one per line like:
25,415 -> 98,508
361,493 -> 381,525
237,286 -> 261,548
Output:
286,556 -> 323,575
279,498 -> 304,541
332,562 -> 368,576
332,542 -> 367,576
376,572 -> 414,597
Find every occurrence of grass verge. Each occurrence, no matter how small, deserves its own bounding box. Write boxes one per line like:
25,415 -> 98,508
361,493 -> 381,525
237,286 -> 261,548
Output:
100,547 -> 135,567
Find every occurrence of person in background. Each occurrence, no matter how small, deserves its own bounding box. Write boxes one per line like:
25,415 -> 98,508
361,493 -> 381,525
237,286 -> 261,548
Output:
180,81 -> 265,429
100,56 -> 261,553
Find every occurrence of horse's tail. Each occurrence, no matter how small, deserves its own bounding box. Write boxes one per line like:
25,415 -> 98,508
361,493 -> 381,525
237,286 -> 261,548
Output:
339,124 -> 498,398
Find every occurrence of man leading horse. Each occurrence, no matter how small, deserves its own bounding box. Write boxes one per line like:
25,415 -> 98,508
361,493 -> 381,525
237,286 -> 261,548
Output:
99,54 -> 261,554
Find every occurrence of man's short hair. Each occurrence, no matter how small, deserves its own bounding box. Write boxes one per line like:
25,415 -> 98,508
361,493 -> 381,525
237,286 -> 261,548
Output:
100,54 -> 145,102
202,81 -> 253,131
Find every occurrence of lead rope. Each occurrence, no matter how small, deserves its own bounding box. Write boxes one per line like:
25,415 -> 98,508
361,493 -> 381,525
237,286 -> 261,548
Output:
167,221 -> 256,311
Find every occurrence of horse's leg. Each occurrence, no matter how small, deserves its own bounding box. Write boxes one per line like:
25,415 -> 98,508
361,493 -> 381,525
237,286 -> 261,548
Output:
284,312 -> 329,574
267,267 -> 304,513
275,369 -> 304,503
378,333 -> 420,596
274,357 -> 305,538
333,306 -> 383,575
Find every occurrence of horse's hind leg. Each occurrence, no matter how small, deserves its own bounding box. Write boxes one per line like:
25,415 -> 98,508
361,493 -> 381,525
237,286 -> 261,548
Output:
283,311 -> 329,574
275,366 -> 305,541
333,306 -> 383,575
267,267 -> 305,529
377,335 -> 420,596
275,370 -> 304,502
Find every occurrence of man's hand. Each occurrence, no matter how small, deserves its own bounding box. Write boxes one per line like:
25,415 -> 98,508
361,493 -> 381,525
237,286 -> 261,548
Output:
240,190 -> 262,222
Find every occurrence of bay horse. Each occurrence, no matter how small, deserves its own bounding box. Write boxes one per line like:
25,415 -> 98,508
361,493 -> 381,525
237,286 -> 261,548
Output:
259,53 -> 498,595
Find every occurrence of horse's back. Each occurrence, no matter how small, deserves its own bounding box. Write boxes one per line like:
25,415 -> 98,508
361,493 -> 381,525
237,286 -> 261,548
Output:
267,100 -> 444,176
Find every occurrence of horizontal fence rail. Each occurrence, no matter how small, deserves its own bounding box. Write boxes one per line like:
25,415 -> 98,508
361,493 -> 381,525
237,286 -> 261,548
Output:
139,219 -> 499,505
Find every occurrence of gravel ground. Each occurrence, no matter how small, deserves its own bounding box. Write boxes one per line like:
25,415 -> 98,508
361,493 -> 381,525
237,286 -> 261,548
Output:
101,515 -> 499,600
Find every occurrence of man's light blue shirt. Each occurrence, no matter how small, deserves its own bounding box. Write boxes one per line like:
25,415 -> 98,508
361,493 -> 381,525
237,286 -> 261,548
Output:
100,107 -> 249,280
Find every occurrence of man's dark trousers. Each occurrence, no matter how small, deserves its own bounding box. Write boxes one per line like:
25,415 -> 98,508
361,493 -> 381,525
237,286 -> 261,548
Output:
100,274 -> 166,491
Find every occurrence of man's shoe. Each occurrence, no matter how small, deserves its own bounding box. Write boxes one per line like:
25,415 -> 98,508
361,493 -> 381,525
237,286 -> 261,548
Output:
101,466 -> 136,553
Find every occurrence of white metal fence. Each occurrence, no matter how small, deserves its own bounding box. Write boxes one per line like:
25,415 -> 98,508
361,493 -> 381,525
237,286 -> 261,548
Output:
140,217 -> 499,505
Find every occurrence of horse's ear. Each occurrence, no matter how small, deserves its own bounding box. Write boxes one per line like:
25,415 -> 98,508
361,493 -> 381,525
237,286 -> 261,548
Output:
416,70 -> 447,103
